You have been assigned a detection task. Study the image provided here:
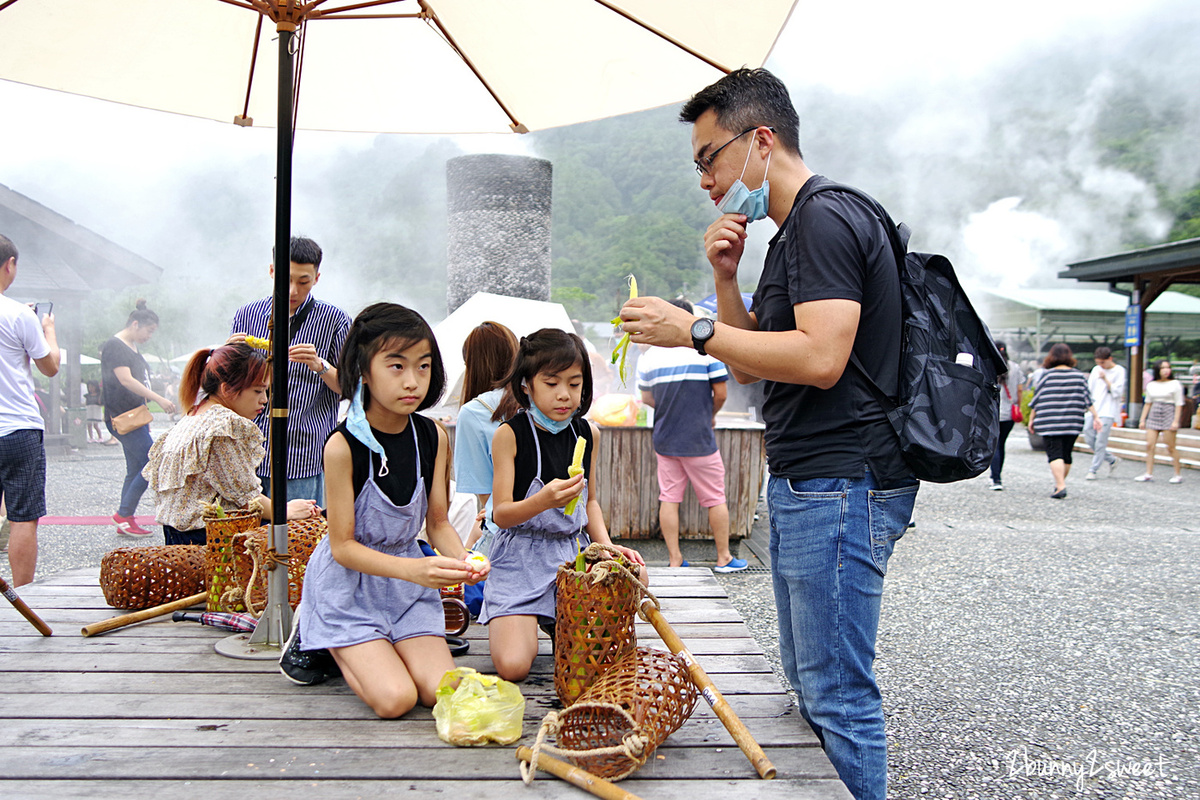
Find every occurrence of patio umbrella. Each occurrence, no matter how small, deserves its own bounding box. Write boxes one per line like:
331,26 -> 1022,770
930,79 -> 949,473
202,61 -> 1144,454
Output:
0,0 -> 798,649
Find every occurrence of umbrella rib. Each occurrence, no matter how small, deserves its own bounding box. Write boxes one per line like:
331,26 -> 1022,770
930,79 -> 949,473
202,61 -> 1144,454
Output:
418,1 -> 527,133
590,0 -> 731,73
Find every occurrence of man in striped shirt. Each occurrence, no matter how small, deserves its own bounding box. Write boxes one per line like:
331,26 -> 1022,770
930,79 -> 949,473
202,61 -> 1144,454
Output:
229,236 -> 351,505
636,299 -> 746,573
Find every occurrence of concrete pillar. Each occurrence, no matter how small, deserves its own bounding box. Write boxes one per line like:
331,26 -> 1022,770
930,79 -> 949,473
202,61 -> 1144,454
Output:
446,154 -> 552,314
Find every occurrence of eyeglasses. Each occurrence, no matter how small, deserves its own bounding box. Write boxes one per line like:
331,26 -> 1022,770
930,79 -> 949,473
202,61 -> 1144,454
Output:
694,126 -> 773,176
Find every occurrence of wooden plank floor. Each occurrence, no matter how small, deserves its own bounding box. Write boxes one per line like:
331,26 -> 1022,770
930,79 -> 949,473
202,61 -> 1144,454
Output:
0,567 -> 850,800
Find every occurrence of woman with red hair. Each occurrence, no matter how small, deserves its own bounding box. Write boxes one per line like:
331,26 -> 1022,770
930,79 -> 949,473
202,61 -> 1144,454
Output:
142,343 -> 317,545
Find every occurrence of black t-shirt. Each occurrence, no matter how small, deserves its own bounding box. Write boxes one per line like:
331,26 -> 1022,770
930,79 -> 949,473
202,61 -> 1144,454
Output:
502,413 -> 594,502
334,414 -> 437,507
751,175 -> 909,484
100,336 -> 149,420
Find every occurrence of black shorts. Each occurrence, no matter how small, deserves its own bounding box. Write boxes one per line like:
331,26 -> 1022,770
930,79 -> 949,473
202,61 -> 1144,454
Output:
1043,434 -> 1078,464
0,429 -> 47,522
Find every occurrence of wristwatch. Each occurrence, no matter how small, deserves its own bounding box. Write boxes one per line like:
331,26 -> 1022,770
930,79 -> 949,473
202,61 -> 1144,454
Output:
690,318 -> 715,356
314,359 -> 331,377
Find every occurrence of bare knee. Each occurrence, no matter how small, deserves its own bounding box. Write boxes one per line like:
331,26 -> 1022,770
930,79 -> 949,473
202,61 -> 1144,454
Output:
491,652 -> 532,683
369,686 -> 418,719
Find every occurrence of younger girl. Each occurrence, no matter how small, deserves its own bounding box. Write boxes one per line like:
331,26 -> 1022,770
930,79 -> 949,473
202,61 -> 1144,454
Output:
482,328 -> 644,682
292,303 -> 488,718
1135,359 -> 1186,483
144,344 -> 317,545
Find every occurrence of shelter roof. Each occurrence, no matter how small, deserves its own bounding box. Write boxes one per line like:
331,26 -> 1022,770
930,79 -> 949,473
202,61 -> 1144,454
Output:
983,287 -> 1200,314
0,182 -> 162,297
1058,237 -> 1200,285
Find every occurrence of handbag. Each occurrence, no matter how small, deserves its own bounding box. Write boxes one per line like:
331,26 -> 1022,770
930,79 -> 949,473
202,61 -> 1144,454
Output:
111,404 -> 153,435
1004,383 -> 1023,423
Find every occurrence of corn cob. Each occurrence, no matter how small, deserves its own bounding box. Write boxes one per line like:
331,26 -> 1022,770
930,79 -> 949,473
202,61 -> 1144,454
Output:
563,435 -> 587,516
609,275 -> 638,385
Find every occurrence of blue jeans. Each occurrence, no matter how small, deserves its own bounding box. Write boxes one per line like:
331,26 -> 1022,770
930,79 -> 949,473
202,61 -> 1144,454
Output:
990,420 -> 1015,483
107,421 -> 152,518
1083,415 -> 1116,474
260,473 -> 324,506
768,471 -> 918,800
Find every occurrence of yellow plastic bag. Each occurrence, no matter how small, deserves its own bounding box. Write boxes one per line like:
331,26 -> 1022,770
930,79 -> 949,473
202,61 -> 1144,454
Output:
433,667 -> 525,746
589,393 -> 639,427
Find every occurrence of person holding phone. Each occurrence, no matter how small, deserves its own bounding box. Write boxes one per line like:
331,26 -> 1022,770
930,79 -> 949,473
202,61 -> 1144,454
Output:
0,234 -> 60,585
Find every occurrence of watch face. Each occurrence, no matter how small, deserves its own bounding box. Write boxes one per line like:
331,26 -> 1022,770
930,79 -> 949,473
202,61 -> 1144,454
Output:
692,318 -> 715,340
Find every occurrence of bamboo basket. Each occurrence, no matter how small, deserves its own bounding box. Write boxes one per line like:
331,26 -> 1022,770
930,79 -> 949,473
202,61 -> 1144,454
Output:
203,510 -> 261,612
99,545 -> 206,610
232,515 -> 328,614
554,545 -> 640,706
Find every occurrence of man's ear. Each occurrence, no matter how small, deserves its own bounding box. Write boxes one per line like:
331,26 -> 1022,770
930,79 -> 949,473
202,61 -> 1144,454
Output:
268,263 -> 275,279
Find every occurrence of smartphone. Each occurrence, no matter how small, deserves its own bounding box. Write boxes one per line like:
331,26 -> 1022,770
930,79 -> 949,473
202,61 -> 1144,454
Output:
34,301 -> 52,320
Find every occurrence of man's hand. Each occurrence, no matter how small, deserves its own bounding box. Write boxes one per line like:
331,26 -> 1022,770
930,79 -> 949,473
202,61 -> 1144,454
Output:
705,213 -> 749,281
288,343 -> 323,372
226,332 -> 246,346
619,297 -> 695,350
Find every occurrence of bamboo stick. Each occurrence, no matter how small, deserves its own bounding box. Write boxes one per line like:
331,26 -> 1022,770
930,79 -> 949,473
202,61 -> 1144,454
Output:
515,747 -> 645,800
0,575 -> 52,636
81,592 -> 208,637
639,597 -> 776,779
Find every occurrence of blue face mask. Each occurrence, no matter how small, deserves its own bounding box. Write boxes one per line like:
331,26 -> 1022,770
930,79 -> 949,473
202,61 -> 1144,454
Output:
717,146 -> 771,222
347,381 -> 389,476
525,383 -> 574,434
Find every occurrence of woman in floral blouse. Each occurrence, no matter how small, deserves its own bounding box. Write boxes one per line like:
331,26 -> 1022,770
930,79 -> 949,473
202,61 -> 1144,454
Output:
143,343 -> 317,545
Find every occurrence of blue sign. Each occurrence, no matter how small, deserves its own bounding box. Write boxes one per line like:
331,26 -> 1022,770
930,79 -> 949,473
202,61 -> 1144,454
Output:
1124,305 -> 1141,346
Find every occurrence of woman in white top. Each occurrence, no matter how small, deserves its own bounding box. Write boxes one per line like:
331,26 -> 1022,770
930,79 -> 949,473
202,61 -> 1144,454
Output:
1135,360 -> 1186,484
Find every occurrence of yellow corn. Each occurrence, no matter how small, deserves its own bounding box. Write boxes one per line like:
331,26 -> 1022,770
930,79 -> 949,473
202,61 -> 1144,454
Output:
244,335 -> 270,350
610,275 -> 638,385
563,435 -> 587,516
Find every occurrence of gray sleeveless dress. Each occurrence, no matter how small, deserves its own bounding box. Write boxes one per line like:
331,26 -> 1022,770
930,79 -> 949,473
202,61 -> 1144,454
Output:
300,423 -> 444,648
478,414 -> 591,625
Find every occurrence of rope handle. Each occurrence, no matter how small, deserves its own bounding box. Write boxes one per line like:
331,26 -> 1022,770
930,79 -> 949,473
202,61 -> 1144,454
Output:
576,543 -> 661,617
231,532 -> 290,618
520,705 -> 649,785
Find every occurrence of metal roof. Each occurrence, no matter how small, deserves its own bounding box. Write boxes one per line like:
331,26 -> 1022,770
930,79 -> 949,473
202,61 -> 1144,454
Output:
1058,237 -> 1200,284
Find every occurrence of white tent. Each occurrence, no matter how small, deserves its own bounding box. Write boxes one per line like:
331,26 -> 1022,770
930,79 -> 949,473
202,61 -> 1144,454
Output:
430,292 -> 575,415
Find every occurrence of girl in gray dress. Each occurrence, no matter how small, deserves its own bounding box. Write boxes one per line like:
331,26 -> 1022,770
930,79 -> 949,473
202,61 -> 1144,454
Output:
298,303 -> 488,718
482,329 -> 645,682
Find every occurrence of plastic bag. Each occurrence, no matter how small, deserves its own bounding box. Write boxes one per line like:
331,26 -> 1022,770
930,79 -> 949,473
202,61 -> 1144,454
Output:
433,667 -> 525,746
589,393 -> 640,427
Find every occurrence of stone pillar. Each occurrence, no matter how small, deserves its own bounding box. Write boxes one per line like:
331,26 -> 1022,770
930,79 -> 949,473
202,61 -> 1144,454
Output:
446,154 -> 552,314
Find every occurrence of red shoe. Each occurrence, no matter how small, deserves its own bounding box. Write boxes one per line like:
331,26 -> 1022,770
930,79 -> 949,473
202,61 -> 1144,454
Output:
113,514 -> 153,537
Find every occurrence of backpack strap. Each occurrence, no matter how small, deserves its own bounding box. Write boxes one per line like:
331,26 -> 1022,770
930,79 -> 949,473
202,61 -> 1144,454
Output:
794,180 -> 908,411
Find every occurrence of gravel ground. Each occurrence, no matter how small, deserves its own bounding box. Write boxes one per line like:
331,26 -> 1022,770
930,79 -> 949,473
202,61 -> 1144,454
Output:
18,424 -> 1200,798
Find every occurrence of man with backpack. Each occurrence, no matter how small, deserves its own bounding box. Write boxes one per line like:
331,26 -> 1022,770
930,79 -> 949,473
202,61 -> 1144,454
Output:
619,68 -> 917,800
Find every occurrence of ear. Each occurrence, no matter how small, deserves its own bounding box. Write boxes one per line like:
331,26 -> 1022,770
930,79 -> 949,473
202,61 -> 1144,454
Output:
268,263 -> 275,279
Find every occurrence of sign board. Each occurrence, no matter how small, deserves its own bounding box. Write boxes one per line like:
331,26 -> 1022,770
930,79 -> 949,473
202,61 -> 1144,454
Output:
1124,305 -> 1141,347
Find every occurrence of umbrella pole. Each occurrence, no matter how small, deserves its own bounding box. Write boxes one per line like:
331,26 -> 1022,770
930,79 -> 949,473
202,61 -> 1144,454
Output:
225,21 -> 296,657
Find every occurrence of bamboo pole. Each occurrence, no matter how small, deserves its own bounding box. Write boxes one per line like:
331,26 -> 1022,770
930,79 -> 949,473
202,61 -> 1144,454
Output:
515,747 -> 645,800
81,592 -> 207,637
0,575 -> 52,636
639,597 -> 776,779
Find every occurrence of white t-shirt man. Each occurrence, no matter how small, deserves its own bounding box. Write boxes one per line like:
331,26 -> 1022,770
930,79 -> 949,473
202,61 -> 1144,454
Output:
1088,361 -> 1126,420
0,294 -> 51,437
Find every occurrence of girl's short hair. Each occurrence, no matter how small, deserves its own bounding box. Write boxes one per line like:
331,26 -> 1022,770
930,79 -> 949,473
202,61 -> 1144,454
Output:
179,343 -> 268,412
1042,342 -> 1076,370
461,320 -> 518,407
338,302 -> 446,412
1153,359 -> 1174,380
506,328 -> 593,416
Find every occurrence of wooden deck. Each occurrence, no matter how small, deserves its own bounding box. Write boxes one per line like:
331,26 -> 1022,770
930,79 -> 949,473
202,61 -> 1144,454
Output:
0,567 -> 850,800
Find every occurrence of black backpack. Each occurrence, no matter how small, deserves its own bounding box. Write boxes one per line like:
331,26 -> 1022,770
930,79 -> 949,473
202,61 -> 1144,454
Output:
799,182 -> 1006,483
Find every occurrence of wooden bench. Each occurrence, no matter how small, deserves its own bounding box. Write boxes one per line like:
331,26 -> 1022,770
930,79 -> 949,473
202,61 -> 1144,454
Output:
0,567 -> 851,800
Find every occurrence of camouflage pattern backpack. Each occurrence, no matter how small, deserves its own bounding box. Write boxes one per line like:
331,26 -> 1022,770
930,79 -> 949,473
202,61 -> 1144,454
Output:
799,182 -> 1007,483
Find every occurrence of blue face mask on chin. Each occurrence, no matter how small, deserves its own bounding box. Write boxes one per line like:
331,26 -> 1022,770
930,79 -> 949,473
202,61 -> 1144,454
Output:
717,147 -> 771,222
525,385 -> 575,434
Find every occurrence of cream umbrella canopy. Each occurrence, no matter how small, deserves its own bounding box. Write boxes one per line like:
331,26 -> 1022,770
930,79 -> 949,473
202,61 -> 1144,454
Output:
0,0 -> 797,651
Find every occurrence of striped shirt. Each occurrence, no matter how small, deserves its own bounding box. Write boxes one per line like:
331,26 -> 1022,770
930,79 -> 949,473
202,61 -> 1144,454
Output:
230,295 -> 351,480
636,345 -> 729,458
1029,368 -> 1090,436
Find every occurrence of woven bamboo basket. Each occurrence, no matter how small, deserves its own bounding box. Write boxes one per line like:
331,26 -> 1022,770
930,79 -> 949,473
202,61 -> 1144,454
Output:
203,510 -> 261,612
533,646 -> 698,781
553,546 -> 640,706
99,545 -> 206,610
232,515 -> 328,614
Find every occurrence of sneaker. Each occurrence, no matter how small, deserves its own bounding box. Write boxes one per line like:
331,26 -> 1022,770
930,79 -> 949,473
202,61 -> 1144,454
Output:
279,613 -> 341,686
1134,474 -> 1153,482
990,481 -> 1004,491
1105,457 -> 1120,477
714,557 -> 749,574
113,513 -> 153,537
1169,475 -> 1183,484
1084,472 -> 1098,481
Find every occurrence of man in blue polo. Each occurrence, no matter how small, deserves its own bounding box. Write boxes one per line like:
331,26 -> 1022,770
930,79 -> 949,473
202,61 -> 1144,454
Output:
636,298 -> 745,572
229,236 -> 350,505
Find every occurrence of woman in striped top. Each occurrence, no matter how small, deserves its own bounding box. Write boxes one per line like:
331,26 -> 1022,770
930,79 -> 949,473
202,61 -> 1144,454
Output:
1028,343 -> 1097,499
